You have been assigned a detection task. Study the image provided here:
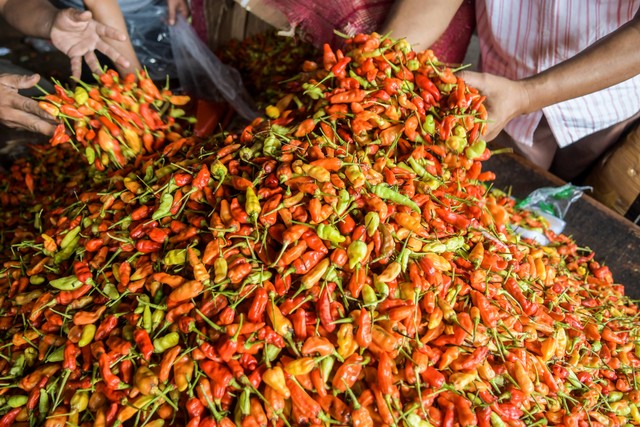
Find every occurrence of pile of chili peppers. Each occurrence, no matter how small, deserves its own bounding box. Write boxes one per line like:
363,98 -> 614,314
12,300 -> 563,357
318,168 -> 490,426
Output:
37,70 -> 190,170
1,32 -> 640,427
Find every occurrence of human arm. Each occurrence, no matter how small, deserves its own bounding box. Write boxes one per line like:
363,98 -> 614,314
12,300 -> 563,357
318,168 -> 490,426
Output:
83,0 -> 142,76
167,0 -> 190,25
0,0 -> 131,79
0,74 -> 57,135
461,8 -> 640,140
381,0 -> 463,50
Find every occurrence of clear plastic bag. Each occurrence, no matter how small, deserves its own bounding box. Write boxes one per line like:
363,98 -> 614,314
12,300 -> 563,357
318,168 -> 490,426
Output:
516,183 -> 592,219
168,15 -> 259,121
124,3 -> 176,81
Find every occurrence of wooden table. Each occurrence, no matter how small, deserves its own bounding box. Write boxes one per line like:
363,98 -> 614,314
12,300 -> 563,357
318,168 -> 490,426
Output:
486,153 -> 640,299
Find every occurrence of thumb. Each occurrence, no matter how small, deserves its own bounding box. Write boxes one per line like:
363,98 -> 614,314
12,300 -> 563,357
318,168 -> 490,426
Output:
65,8 -> 92,22
1,74 -> 40,90
456,70 -> 483,89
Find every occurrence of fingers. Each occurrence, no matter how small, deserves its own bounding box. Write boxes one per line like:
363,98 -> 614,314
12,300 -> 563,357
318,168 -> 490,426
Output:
83,51 -> 102,75
0,108 -> 57,135
168,0 -> 191,25
94,21 -> 127,42
95,40 -> 131,70
0,73 -> 40,91
70,56 -> 83,81
456,70 -> 483,88
12,95 -> 55,122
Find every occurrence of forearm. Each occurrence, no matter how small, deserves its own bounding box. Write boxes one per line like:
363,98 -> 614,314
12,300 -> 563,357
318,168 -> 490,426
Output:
381,0 -> 463,49
522,11 -> 640,113
1,0 -> 59,38
83,0 -> 141,73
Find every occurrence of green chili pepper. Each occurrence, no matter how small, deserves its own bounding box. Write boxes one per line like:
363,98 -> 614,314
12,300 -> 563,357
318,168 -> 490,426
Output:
163,249 -> 188,266
78,324 -> 97,347
263,134 -> 281,157
152,192 -> 174,221
347,240 -> 368,269
371,183 -> 421,213
39,388 -> 50,417
70,390 -> 89,413
316,224 -> 346,244
422,115 -> 436,135
364,212 -> 380,237
264,343 -> 281,364
244,270 -> 272,285
239,388 -> 251,415
374,277 -> 389,300
210,160 -> 227,181
444,236 -> 466,252
406,59 -> 421,71
422,241 -> 447,254
49,275 -> 83,291
103,282 -> 119,301
245,187 -> 261,221
407,156 -> 428,178
60,226 -> 81,249
320,356 -> 335,383
122,324 -> 135,342
151,310 -> 165,333
214,257 -> 228,284
153,332 -> 180,353
8,395 -> 28,408
9,354 -> 25,377
170,108 -> 186,118
400,80 -> 414,92
155,164 -> 178,180
490,411 -> 508,427
143,305 -> 153,333
335,189 -> 352,216
349,70 -> 370,88
24,347 -> 37,367
362,284 -> 377,306
302,83 -> 324,100
54,236 -> 80,264
465,139 -> 487,160
30,275 -> 45,285
397,247 -> 411,272
86,146 -> 96,165
74,87 -> 89,105
446,135 -> 467,153
323,265 -> 340,284
46,346 -> 65,363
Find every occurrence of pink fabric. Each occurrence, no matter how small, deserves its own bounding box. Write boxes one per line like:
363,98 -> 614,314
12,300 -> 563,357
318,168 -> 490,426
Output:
263,0 -> 475,61
430,0 -> 475,63
191,0 -> 209,43
476,0 -> 640,148
263,0 -> 395,47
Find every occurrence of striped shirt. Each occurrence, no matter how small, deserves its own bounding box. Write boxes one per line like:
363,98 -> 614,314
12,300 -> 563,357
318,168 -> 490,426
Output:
476,0 -> 640,148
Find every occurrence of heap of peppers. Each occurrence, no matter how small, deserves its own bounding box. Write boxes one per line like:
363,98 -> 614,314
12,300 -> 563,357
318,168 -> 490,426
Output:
1,32 -> 639,427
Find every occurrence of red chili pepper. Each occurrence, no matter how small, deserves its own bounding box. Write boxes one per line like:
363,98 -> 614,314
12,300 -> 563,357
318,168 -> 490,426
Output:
99,353 -> 121,389
133,328 -> 154,361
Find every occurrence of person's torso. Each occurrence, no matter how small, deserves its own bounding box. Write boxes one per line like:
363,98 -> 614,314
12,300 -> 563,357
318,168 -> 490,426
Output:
475,0 -> 640,147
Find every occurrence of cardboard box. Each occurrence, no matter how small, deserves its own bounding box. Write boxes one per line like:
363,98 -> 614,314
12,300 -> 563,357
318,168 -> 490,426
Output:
203,0 -> 288,49
586,123 -> 640,224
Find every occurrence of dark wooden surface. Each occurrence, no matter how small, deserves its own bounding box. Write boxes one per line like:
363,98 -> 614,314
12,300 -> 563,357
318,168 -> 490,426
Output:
486,153 -> 640,300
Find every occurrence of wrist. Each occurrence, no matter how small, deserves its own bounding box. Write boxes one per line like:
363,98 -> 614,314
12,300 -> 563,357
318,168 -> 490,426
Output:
517,78 -> 538,115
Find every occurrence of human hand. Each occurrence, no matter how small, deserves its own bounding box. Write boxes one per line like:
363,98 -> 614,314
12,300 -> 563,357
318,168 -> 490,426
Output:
167,0 -> 190,25
458,71 -> 531,141
0,74 -> 57,135
50,8 -> 131,79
